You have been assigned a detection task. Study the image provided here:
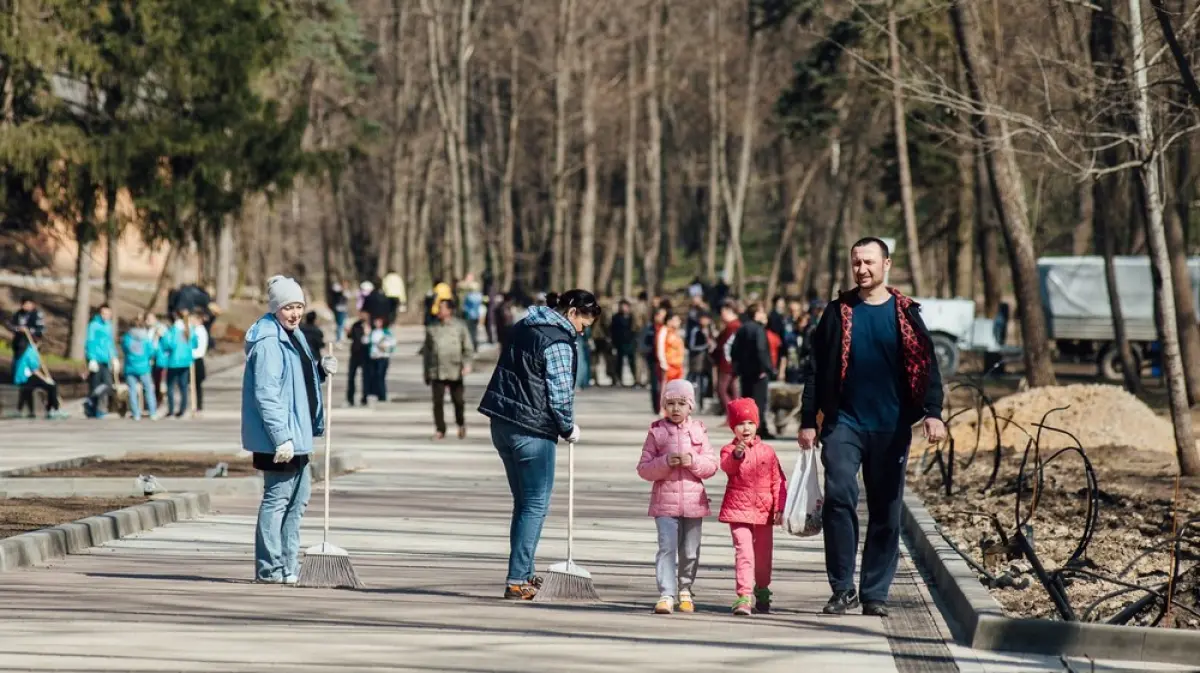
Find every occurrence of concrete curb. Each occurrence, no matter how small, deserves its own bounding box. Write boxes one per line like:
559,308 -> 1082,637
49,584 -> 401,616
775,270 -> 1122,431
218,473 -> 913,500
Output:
901,492 -> 1200,665
0,451 -> 366,498
0,492 -> 211,573
0,455 -> 105,478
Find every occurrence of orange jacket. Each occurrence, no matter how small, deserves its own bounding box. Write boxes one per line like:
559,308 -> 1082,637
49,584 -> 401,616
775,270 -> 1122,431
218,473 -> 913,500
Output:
657,325 -> 686,381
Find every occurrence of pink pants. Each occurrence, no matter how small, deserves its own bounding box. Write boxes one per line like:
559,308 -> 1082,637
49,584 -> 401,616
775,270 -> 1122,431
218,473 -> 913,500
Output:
729,522 -> 774,596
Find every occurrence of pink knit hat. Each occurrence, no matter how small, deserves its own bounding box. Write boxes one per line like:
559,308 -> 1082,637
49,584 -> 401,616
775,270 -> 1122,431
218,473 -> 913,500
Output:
662,379 -> 696,409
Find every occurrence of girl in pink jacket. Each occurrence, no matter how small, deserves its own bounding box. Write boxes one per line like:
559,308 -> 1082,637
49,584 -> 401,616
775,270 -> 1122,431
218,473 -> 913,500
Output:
719,397 -> 786,616
636,379 -> 718,615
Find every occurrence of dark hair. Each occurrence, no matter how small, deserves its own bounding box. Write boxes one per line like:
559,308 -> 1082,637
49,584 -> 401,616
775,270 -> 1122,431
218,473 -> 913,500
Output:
549,289 -> 602,317
19,295 -> 33,304
305,311 -> 318,324
720,298 -> 739,314
772,295 -> 784,304
637,291 -> 648,301
439,298 -> 457,311
619,299 -> 631,308
745,302 -> 763,317
657,298 -> 673,311
851,236 -> 891,259
98,303 -> 111,312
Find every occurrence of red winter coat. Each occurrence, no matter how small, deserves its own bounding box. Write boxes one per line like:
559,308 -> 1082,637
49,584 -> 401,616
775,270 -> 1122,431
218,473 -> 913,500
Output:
715,320 -> 741,375
637,418 -> 719,518
718,437 -> 786,525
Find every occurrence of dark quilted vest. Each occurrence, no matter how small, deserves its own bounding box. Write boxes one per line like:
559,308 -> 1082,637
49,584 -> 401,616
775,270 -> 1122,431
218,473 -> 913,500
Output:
478,320 -> 577,440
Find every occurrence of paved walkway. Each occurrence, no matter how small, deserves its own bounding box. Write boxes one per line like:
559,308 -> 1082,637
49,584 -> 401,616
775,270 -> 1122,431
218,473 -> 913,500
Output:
0,330 -> 1186,672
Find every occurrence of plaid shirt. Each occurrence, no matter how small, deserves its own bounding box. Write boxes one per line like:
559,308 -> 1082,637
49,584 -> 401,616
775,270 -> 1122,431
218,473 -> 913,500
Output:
525,306 -> 578,435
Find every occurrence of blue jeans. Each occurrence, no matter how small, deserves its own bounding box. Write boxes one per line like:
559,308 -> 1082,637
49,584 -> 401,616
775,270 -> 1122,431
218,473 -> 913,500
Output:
166,367 -> 190,416
255,464 -> 312,580
125,373 -> 156,420
491,419 -> 556,585
335,310 -> 347,342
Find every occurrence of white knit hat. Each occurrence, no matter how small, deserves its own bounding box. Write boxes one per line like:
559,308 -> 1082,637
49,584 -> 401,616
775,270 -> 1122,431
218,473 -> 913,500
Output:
267,275 -> 305,313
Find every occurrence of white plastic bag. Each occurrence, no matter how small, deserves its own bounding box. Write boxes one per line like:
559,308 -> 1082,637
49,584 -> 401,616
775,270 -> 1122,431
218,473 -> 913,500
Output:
784,446 -> 824,537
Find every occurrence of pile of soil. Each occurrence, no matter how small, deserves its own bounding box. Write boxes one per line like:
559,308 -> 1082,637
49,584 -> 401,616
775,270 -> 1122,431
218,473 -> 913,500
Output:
39,452 -> 256,478
947,384 -> 1179,454
0,497 -> 147,539
910,441 -> 1200,629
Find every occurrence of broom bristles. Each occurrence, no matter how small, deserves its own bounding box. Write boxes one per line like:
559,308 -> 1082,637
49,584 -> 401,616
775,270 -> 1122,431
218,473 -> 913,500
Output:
532,568 -> 600,603
297,545 -> 363,589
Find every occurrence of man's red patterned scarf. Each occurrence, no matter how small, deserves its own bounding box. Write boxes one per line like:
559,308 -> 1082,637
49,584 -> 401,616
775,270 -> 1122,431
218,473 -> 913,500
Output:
838,287 -> 932,406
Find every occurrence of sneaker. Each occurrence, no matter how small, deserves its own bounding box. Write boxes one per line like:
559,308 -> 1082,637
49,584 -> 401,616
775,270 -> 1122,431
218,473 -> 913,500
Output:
254,576 -> 284,585
753,586 -> 772,614
822,589 -> 860,615
732,595 -> 752,616
503,582 -> 538,600
47,410 -> 69,420
678,590 -> 695,613
433,432 -> 446,441
283,575 -> 299,586
457,426 -> 467,439
862,600 -> 889,617
654,596 -> 674,614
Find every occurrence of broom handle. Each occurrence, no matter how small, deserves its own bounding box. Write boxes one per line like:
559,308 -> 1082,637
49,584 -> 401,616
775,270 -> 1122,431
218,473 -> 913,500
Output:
323,344 -> 333,544
567,439 -> 575,563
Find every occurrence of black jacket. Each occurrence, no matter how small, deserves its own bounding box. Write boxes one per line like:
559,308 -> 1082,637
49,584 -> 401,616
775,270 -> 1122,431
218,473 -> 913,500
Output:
478,319 -> 577,441
799,291 -> 943,429
611,312 -> 635,347
348,319 -> 370,361
686,324 -> 712,374
731,320 -> 774,380
299,323 -> 325,359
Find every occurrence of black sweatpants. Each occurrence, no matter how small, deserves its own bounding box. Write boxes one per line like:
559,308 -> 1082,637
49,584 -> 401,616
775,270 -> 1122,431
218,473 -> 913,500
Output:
820,422 -> 910,603
18,378 -> 59,415
347,357 -> 367,405
431,379 -> 465,434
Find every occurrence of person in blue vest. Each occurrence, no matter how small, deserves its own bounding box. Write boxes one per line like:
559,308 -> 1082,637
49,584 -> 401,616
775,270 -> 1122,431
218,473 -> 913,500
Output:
242,275 -> 337,584
84,304 -> 119,418
13,335 -> 65,419
158,310 -> 197,417
478,289 -> 601,600
121,313 -> 158,421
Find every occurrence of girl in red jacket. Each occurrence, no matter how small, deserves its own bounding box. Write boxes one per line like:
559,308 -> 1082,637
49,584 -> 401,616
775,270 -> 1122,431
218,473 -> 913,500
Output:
637,379 -> 718,614
719,397 -> 786,615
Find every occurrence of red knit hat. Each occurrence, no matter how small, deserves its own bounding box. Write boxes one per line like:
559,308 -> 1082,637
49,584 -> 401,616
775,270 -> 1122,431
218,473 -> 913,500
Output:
726,397 -> 760,429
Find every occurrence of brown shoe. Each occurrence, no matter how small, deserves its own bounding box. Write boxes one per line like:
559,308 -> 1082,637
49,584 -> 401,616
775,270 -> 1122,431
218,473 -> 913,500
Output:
433,431 -> 445,441
457,426 -> 467,439
503,583 -> 538,600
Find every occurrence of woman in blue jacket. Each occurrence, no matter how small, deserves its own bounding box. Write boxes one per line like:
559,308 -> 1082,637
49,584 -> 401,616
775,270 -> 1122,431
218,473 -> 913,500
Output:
159,310 -> 197,417
242,275 -> 337,584
121,314 -> 158,421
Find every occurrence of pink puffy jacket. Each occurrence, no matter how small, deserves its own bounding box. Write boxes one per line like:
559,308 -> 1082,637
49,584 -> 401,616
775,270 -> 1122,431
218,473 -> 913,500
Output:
636,418 -> 719,518
718,437 -> 786,526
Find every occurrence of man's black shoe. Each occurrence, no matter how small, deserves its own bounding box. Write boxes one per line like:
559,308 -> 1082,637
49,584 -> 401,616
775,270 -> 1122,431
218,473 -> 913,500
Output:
862,600 -> 889,617
822,589 -> 859,615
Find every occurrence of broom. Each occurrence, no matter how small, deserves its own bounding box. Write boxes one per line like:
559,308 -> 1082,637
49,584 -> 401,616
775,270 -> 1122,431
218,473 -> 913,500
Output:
533,440 -> 600,602
297,344 -> 363,589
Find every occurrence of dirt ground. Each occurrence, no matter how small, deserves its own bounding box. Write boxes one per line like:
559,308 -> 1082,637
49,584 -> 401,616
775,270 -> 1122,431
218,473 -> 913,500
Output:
37,452 -> 256,478
913,377 -> 1200,630
0,497 -> 148,539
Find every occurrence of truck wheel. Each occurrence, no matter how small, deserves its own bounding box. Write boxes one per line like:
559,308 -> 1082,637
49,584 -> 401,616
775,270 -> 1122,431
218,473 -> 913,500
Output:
931,333 -> 960,377
1099,345 -> 1141,382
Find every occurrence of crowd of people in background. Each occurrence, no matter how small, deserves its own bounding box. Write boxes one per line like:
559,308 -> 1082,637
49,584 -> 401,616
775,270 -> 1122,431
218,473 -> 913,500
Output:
6,292 -> 216,421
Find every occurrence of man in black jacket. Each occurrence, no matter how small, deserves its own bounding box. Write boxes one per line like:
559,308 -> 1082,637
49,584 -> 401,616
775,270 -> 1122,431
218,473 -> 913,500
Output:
609,300 -> 636,387
7,297 -> 44,382
730,302 -> 775,438
797,237 -> 945,618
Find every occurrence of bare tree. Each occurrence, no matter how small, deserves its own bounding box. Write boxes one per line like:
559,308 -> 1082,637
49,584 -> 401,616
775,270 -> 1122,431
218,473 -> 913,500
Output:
577,23 -> 598,290
720,27 -> 761,297
704,1 -> 721,283
643,0 -> 663,296
623,32 -> 639,300
888,0 -> 925,295
949,0 -> 1056,387
1128,0 -> 1200,475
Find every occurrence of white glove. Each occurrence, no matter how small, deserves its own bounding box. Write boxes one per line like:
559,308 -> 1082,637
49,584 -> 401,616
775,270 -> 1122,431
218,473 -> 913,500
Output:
320,355 -> 339,375
273,441 -> 295,463
87,360 -> 99,373
566,424 -> 581,443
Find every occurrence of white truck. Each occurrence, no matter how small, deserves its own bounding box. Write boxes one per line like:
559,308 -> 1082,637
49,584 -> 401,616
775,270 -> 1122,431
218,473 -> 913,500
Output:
1037,255 -> 1200,381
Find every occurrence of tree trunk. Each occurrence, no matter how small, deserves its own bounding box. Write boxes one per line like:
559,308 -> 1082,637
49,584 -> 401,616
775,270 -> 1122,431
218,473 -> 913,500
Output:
577,46 -> 598,291
1073,179 -> 1094,255
1128,0 -> 1200,475
765,148 -> 830,302
953,139 -> 975,299
950,0 -> 1056,386
975,151 -> 1002,316
1099,169 -> 1141,395
500,37 -> 521,293
68,232 -> 93,360
457,0 -> 479,279
215,224 -> 233,308
889,1 -> 925,295
720,29 -> 760,297
623,36 -> 638,300
597,210 -> 621,294
551,0 -> 575,290
643,0 -> 663,296
1165,145 -> 1200,405
704,1 -> 721,283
